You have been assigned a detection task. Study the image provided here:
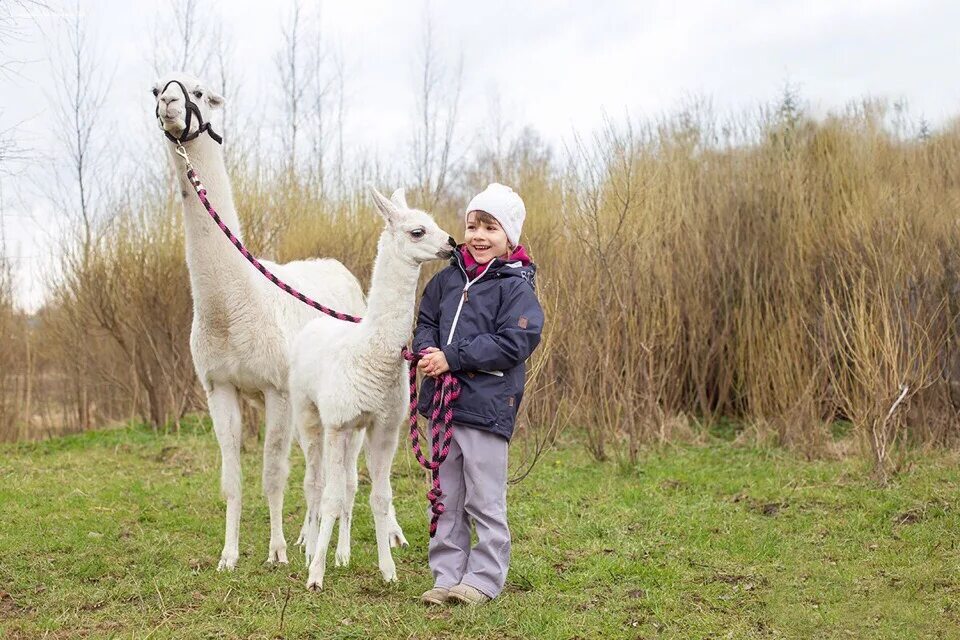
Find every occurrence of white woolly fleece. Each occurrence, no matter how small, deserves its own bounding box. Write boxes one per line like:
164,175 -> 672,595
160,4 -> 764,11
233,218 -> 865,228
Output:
465,183 -> 526,246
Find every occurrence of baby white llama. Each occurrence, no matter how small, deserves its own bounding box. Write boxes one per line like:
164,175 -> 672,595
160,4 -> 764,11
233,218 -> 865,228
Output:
153,72 -> 371,570
289,187 -> 455,590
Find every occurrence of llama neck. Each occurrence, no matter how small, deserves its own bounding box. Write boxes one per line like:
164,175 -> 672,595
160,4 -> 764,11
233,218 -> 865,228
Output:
168,135 -> 252,295
362,234 -> 421,351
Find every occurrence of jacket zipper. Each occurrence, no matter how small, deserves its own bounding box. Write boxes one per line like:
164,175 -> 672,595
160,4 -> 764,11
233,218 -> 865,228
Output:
445,258 -> 504,377
446,259 -> 488,345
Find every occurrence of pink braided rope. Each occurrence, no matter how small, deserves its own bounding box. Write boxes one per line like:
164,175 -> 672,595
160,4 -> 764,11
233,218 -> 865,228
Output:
403,350 -> 460,537
186,168 -> 362,323
186,165 -> 455,538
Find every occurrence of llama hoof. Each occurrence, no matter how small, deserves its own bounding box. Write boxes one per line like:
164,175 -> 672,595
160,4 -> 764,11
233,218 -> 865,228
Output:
335,549 -> 350,567
295,522 -> 310,547
217,550 -> 239,572
380,562 -> 398,583
267,543 -> 288,565
306,572 -> 325,591
389,529 -> 408,549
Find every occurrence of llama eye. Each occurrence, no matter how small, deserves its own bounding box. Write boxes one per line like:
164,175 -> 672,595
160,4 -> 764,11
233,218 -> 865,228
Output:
152,87 -> 159,97
193,90 -> 203,99
410,228 -> 425,239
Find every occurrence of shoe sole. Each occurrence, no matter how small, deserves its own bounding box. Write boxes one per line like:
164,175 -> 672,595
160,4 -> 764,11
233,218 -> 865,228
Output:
447,593 -> 488,605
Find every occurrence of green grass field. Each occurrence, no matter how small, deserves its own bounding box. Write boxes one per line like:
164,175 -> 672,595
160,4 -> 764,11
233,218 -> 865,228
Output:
1,421 -> 958,639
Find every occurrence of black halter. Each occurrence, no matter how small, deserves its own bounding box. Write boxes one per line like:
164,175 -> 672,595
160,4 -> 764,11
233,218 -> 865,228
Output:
155,79 -> 223,145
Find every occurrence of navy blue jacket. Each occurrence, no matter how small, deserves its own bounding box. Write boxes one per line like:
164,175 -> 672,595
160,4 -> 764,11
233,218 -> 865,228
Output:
413,248 -> 544,440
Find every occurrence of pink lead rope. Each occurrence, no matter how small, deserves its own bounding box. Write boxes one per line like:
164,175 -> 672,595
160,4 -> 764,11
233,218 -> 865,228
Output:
403,351 -> 461,536
184,159 -> 457,537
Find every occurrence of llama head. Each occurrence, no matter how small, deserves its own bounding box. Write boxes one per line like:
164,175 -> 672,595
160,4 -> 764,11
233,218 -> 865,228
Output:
151,72 -> 224,143
370,187 -> 456,264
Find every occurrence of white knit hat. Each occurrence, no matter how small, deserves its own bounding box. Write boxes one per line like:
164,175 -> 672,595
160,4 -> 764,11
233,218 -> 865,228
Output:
465,183 -> 526,246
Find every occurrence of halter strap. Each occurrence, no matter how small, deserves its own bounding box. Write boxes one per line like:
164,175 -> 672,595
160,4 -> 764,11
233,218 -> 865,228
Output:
155,79 -> 224,146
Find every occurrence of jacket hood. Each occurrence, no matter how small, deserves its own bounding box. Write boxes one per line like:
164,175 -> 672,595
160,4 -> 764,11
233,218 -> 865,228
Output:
455,244 -> 536,282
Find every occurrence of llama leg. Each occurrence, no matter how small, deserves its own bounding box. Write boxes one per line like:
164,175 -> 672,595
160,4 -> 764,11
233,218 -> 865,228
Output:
373,394 -> 408,549
335,428 -> 365,567
263,388 -> 292,564
208,383 -> 243,571
293,427 -> 311,547
295,510 -> 310,547
366,418 -> 402,582
306,427 -> 349,590
386,497 -> 408,548
292,392 -> 323,566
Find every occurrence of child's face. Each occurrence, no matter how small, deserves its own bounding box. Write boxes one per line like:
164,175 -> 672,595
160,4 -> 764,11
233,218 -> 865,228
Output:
464,211 -> 510,264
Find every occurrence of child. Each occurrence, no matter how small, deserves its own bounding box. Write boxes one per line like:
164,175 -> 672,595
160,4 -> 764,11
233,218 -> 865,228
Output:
413,183 -> 544,605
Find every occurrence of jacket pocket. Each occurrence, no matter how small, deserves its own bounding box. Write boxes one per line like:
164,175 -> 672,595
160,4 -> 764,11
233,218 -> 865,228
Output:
450,406 -> 495,429
496,372 -> 519,429
451,370 -> 507,429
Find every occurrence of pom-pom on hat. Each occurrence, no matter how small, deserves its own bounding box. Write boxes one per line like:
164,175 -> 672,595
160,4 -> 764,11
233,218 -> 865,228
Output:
465,183 -> 526,246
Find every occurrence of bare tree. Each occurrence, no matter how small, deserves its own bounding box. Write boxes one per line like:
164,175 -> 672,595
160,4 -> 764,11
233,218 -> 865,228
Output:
50,1 -> 111,252
0,177 -> 19,438
0,120 -> 29,177
0,0 -> 48,78
333,48 -> 347,193
149,0 -> 212,77
211,22 -> 236,150
275,1 -> 307,173
176,0 -> 199,71
306,13 -> 348,196
468,91 -> 512,183
308,14 -> 332,191
410,8 -> 464,209
0,1 -> 49,438
44,1 -> 112,431
0,1 -> 47,175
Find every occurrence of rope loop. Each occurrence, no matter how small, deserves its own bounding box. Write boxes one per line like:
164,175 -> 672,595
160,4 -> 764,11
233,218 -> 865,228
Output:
405,348 -> 459,537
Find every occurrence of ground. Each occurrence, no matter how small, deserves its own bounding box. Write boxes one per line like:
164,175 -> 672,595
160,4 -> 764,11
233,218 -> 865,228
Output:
1,420 -> 958,639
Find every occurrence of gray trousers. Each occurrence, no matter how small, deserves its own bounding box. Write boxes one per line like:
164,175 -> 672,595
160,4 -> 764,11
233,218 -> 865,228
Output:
428,424 -> 511,599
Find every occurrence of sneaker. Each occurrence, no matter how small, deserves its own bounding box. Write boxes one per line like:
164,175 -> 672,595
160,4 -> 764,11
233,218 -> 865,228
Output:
447,583 -> 491,605
420,587 -> 450,605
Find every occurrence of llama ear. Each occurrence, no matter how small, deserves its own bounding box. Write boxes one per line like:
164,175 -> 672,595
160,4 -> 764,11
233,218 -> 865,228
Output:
370,187 -> 400,225
390,188 -> 409,210
207,91 -> 225,109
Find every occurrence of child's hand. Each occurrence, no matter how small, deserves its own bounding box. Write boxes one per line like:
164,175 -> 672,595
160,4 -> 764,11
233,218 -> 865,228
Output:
416,347 -> 439,375
418,348 -> 450,378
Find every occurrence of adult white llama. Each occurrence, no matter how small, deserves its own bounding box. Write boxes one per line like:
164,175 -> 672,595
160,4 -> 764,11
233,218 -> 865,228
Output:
153,72 -> 370,570
289,187 -> 455,590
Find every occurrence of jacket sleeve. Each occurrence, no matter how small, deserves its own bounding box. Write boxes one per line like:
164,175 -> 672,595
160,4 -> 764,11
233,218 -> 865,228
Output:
442,279 -> 544,372
412,272 -> 443,353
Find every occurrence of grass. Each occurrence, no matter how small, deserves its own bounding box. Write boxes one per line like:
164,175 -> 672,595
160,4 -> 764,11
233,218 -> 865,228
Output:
1,422 -> 959,639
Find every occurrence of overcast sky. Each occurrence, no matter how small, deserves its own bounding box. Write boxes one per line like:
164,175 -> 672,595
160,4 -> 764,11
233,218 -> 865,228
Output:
1,0 -> 958,310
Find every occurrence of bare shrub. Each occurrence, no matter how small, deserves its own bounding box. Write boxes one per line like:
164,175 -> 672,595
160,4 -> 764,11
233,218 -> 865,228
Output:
7,91 -> 960,485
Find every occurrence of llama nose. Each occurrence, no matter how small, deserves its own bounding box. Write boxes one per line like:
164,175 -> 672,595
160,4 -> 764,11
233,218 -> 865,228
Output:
447,236 -> 456,248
